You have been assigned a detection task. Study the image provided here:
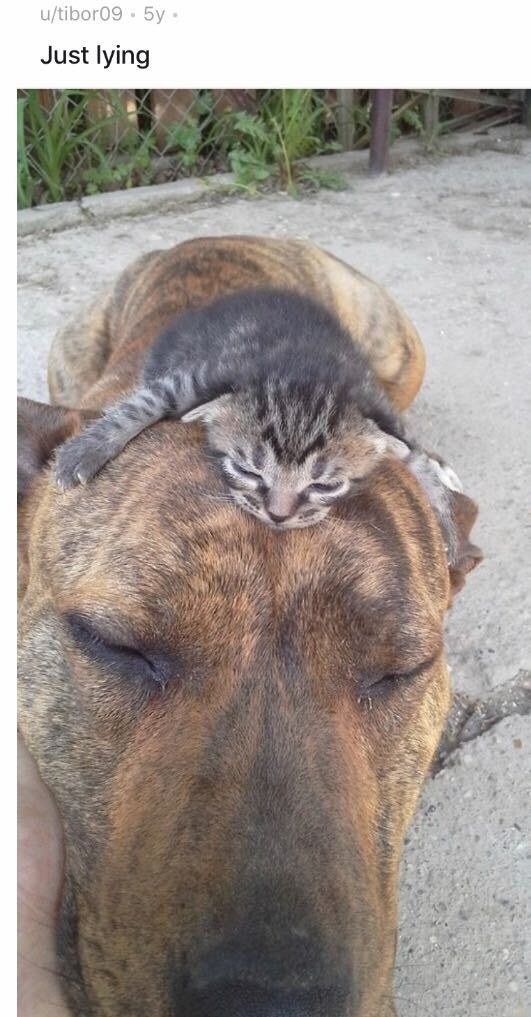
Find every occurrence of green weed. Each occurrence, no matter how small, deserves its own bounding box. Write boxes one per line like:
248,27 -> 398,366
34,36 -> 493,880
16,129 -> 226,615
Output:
226,90 -> 338,193
18,90 -> 123,207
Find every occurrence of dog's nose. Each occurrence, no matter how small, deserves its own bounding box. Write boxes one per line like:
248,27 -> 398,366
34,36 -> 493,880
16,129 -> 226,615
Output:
172,983 -> 350,1017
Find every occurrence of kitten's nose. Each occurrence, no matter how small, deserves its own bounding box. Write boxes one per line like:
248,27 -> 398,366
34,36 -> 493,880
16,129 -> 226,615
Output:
266,491 -> 296,525
267,510 -> 292,525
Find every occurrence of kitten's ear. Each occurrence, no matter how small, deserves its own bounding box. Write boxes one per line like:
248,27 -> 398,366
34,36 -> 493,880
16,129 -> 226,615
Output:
181,394 -> 233,424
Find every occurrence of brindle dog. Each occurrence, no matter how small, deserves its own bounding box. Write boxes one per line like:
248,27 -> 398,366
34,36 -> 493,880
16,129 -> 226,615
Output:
18,236 -> 482,1017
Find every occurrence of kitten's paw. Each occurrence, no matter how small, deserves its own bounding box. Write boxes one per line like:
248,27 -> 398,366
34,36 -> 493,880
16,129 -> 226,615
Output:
54,435 -> 110,490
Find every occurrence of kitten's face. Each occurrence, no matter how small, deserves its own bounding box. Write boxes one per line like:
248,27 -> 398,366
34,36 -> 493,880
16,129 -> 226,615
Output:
219,441 -> 350,529
183,389 -> 387,530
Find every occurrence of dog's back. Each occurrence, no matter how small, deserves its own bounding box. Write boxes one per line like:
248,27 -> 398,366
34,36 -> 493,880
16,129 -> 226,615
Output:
48,235 -> 425,413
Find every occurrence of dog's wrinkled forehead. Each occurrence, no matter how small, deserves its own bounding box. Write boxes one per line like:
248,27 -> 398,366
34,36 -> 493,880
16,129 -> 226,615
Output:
46,423 -> 450,618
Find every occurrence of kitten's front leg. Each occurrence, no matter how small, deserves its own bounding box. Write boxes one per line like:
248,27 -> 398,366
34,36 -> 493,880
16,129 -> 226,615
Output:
54,376 -> 187,489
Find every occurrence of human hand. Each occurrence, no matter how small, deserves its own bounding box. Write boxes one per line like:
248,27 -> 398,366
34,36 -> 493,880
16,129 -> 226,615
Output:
18,734 -> 70,1017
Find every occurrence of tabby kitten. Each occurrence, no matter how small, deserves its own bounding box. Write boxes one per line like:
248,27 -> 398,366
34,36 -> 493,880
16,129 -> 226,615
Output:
55,288 -> 457,538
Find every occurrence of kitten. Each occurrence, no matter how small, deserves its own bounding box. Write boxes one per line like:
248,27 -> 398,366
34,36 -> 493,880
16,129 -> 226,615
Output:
55,288 -> 458,543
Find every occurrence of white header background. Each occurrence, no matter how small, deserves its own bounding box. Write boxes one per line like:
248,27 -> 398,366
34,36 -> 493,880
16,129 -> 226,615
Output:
11,0 -> 531,87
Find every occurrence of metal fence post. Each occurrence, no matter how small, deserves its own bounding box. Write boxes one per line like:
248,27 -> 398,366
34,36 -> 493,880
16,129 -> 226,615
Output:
369,89 -> 393,175
523,90 -> 531,129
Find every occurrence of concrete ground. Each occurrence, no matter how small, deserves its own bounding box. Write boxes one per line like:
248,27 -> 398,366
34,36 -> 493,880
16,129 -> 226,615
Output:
18,139 -> 530,1015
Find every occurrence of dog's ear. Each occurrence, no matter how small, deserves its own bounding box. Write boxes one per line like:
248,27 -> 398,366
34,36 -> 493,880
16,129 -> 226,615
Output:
415,448 -> 483,597
18,397 -> 98,502
384,436 -> 482,598
446,488 -> 483,599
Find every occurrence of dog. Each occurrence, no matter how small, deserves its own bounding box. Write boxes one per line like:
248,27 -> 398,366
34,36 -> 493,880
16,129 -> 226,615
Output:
18,236 -> 482,1017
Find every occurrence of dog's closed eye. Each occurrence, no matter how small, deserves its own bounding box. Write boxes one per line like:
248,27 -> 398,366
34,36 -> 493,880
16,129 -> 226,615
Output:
65,614 -> 175,690
357,652 -> 441,702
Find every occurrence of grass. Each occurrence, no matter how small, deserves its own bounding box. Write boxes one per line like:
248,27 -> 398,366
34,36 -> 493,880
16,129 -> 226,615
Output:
18,90 -> 124,208
227,90 -> 341,193
22,88 -> 499,208
17,98 -> 35,209
18,89 -> 346,208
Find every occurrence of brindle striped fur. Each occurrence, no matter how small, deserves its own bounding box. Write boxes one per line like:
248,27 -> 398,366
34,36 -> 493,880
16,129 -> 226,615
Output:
18,236 -> 480,1017
47,235 -> 425,412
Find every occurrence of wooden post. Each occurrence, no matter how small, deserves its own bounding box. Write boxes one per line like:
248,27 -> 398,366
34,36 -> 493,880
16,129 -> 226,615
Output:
36,89 -> 56,113
369,89 -> 393,175
86,90 -> 138,149
423,91 -> 440,146
336,89 -> 355,151
149,90 -> 196,148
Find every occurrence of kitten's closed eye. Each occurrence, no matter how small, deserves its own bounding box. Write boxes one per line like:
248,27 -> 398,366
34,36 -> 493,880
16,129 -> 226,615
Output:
232,463 -> 262,481
309,479 -> 344,494
223,457 -> 265,486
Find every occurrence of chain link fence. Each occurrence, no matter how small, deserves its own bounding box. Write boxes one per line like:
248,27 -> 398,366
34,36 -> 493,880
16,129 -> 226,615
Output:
17,88 -> 526,209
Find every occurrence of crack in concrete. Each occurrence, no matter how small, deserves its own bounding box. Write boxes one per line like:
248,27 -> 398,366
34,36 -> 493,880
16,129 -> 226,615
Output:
432,669 -> 531,773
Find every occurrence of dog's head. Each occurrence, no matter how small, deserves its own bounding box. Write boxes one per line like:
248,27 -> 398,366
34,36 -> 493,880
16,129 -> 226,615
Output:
18,398 -> 481,1017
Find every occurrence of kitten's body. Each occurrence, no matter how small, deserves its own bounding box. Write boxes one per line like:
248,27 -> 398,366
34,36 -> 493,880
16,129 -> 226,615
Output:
141,286 -> 404,453
56,288 -> 457,538
56,288 -> 406,527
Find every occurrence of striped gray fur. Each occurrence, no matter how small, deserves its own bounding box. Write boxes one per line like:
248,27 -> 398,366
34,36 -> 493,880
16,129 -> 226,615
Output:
54,287 -> 462,548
